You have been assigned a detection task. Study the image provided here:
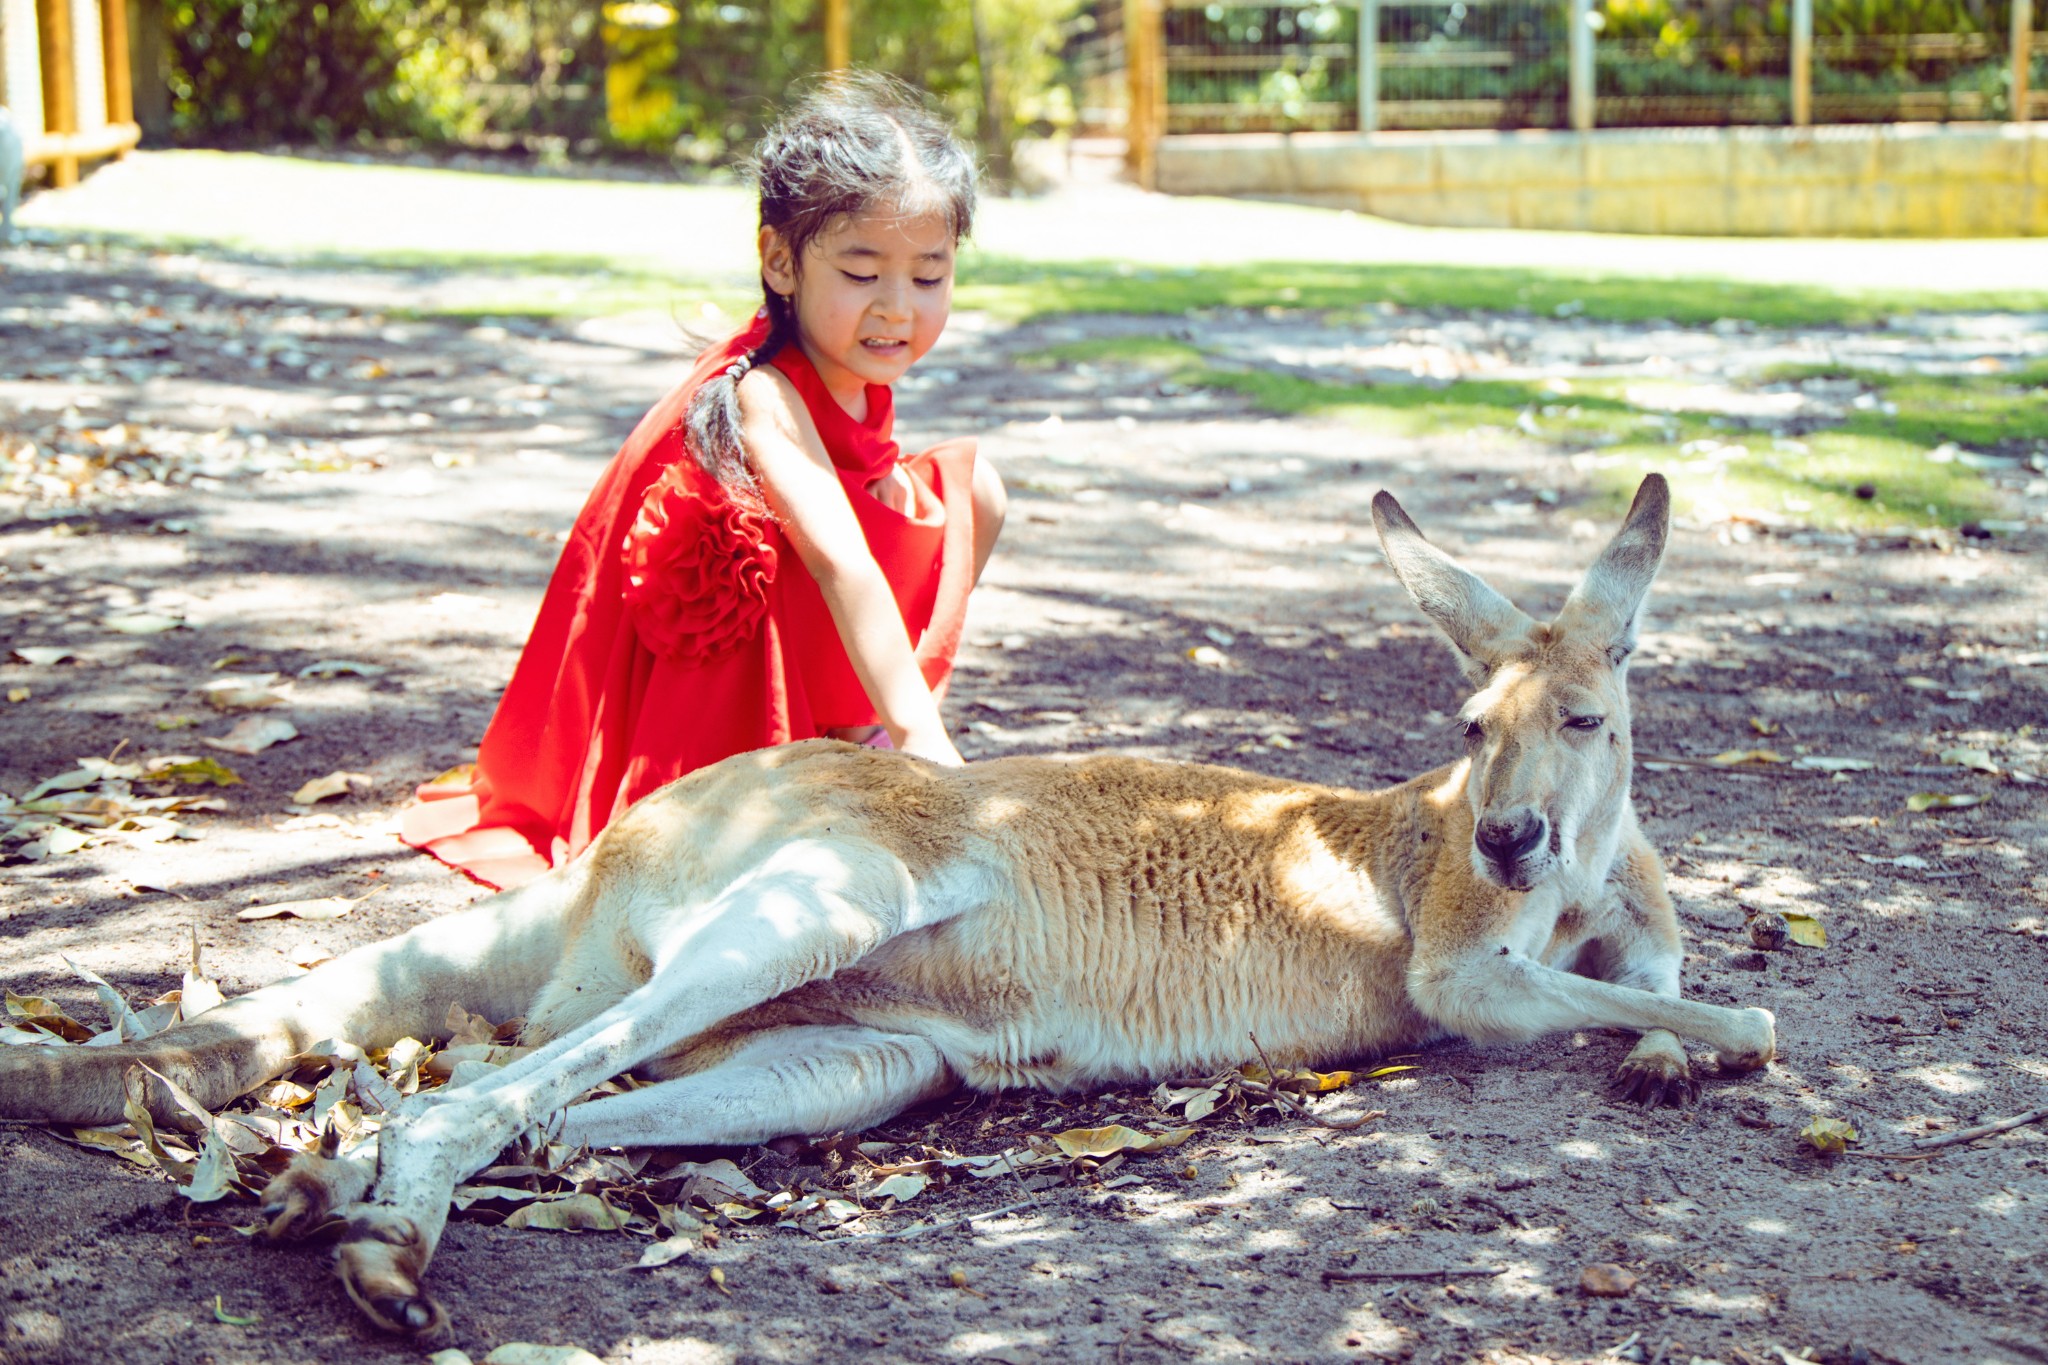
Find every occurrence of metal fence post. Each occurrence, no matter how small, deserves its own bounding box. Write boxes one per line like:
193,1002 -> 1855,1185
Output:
2016,0 -> 2034,124
1358,0 -> 1379,135
1569,0 -> 1594,132
1791,0 -> 1812,125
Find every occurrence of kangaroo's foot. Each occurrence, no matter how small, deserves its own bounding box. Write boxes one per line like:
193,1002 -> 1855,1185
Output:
258,1134 -> 376,1240
1715,1007 -> 1777,1073
337,1207 -> 450,1337
1613,1028 -> 1698,1107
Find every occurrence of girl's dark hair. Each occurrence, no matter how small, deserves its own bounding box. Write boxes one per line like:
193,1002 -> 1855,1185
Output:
687,74 -> 978,506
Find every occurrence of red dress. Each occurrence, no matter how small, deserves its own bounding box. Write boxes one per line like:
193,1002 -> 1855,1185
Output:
401,316 -> 977,889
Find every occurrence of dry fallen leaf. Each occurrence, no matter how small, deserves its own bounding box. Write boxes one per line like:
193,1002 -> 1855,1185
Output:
482,1347 -> 606,1365
1780,913 -> 1827,948
6,687 -> 28,703
1186,645 -> 1228,668
633,1236 -> 694,1269
12,647 -> 75,665
866,1171 -> 931,1203
237,896 -> 359,922
1939,746 -> 1998,774
1710,748 -> 1788,766
104,613 -> 185,636
200,674 -> 288,711
502,1192 -> 629,1232
296,660 -> 389,679
1051,1125 -> 1195,1159
203,716 -> 299,756
1799,1116 -> 1858,1154
147,757 -> 243,787
1578,1263 -> 1637,1297
1908,792 -> 1986,812
292,771 -> 371,805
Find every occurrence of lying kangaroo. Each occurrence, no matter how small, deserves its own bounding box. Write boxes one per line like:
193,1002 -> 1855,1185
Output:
0,473 -> 1774,1335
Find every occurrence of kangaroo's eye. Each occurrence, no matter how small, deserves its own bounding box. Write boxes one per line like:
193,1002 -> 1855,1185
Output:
1565,715 -> 1605,732
1463,720 -> 1484,742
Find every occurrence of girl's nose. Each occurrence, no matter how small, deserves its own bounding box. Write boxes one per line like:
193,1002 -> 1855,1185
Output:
872,279 -> 911,320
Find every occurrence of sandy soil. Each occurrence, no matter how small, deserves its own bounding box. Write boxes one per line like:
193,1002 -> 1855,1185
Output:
1,237 -> 2045,1365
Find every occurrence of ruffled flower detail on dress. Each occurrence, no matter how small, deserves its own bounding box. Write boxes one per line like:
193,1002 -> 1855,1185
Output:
621,462 -> 778,662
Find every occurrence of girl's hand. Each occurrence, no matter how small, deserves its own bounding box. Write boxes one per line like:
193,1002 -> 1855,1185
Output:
893,724 -> 964,767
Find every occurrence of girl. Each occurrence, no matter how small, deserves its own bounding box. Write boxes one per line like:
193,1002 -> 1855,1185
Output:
402,78 -> 1006,890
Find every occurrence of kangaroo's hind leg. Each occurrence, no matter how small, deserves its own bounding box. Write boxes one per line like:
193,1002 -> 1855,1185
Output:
559,1023 -> 956,1149
332,836 -> 977,1335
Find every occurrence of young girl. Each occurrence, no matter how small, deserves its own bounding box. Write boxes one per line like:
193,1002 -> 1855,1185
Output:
402,78 -> 1006,889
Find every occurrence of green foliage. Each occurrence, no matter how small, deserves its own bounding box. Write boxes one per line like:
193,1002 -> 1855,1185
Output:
161,0 -> 1084,170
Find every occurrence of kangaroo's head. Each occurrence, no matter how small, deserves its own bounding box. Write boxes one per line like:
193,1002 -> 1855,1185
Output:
1372,474 -> 1670,893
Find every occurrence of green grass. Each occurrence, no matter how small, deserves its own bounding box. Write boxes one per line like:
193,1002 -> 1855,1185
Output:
958,256 -> 2048,330
1021,332 -> 2021,531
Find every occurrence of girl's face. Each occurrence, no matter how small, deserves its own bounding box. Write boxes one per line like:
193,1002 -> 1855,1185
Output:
760,206 -> 955,416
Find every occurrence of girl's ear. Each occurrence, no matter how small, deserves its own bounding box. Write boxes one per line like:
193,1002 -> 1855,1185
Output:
759,226 -> 798,298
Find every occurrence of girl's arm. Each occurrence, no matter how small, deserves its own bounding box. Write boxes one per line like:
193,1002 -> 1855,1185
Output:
735,368 -> 963,766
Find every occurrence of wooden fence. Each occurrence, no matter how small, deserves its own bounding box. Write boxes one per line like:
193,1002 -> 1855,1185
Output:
2,0 -> 141,188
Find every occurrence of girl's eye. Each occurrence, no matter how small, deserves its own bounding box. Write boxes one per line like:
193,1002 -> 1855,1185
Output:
914,277 -> 946,289
841,272 -> 878,285
1565,715 -> 1604,732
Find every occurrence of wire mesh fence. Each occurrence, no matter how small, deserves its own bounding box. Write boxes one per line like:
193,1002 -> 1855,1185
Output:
1061,0 -> 2047,134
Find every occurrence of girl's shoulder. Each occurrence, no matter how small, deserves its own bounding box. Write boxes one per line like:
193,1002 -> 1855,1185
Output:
733,362 -> 822,448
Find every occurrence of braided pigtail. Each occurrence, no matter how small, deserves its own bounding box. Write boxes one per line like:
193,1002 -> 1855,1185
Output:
684,290 -> 795,512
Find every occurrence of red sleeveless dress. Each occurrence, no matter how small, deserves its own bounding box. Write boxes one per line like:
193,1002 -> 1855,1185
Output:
401,316 -> 977,889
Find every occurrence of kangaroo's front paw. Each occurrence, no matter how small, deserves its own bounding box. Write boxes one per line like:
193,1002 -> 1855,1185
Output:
1716,1007 -> 1777,1073
259,1139 -> 374,1241
1613,1029 -> 1698,1107
337,1210 -> 450,1337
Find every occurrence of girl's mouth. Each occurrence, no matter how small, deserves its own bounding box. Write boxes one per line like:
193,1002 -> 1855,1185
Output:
861,338 -> 908,353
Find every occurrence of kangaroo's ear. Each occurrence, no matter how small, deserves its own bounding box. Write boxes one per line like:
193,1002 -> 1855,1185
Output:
1372,490 -> 1532,684
1555,473 -> 1670,666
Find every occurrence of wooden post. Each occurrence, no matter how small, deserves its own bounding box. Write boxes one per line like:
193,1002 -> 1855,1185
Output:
35,0 -> 78,186
2015,0 -> 2034,124
101,0 -> 131,130
1568,0 -> 1594,132
1358,0 -> 1379,135
1124,0 -> 1161,190
823,0 -> 849,72
1791,0 -> 1812,125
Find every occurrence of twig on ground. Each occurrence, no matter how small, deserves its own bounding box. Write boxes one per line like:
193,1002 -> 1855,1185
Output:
1910,1106 -> 2048,1151
1636,754 -> 1818,778
837,1199 -> 1040,1241
1320,1266 -> 1507,1286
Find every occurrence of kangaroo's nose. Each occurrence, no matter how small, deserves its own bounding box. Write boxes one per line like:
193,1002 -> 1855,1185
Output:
1475,812 -> 1546,866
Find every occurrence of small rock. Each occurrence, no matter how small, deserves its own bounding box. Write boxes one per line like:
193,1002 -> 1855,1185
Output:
1578,1262 -> 1638,1298
1853,481 -> 1877,500
1729,950 -> 1771,972
1749,912 -> 1791,951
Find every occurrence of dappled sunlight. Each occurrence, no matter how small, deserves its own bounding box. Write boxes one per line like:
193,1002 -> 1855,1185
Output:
1896,1062 -> 1988,1096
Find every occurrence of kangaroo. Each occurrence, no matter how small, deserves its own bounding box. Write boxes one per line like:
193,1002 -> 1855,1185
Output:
0,473 -> 1774,1336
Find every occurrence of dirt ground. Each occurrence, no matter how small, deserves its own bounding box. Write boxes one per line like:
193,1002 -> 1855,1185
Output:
1,231 -> 2045,1365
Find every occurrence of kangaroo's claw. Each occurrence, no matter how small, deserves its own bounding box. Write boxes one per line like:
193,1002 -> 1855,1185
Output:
1613,1028 -> 1698,1107
259,1143 -> 375,1241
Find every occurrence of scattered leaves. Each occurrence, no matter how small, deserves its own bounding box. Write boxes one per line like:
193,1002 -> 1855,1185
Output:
1186,645 -> 1228,668
1050,1125 -> 1195,1159
502,1193 -> 630,1232
1938,746 -> 1998,774
633,1236 -> 695,1269
12,647 -> 75,666
149,757 -> 243,786
200,674 -> 289,711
